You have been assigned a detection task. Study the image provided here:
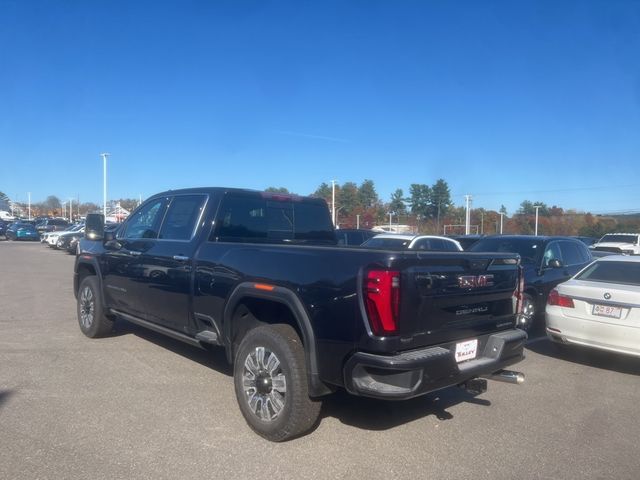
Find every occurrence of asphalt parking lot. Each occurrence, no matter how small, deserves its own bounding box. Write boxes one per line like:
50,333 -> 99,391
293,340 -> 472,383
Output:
1,241 -> 640,480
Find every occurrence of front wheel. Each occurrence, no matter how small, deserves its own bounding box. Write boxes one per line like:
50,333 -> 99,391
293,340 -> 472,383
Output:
234,324 -> 322,441
77,276 -> 113,338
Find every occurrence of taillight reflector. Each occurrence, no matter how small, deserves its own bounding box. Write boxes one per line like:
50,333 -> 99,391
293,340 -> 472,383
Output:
547,289 -> 574,308
364,270 -> 400,335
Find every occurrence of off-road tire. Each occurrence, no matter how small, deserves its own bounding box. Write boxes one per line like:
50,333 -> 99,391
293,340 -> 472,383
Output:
234,324 -> 322,442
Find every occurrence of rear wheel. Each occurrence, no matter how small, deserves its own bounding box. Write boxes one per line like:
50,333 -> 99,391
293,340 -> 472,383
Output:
234,324 -> 322,441
77,276 -> 113,338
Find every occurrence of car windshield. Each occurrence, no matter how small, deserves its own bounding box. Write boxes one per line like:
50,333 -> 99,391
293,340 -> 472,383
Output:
576,260 -> 640,286
362,237 -> 411,250
469,238 -> 543,264
599,234 -> 638,245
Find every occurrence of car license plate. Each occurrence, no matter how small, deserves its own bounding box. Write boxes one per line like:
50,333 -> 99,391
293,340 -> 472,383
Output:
455,339 -> 478,363
592,304 -> 622,319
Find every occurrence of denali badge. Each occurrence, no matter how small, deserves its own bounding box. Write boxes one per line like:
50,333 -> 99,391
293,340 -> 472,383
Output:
458,274 -> 494,288
456,306 -> 489,316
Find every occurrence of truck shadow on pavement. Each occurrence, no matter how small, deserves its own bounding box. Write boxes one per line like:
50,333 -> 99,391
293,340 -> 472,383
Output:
319,387 -> 490,432
110,319 -> 492,433
527,338 -> 640,376
111,319 -> 233,376
0,389 -> 15,410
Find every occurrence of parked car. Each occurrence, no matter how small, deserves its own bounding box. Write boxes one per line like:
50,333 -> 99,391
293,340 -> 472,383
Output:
362,234 -> 463,251
546,255 -> 640,357
448,234 -> 484,250
44,224 -> 84,247
6,223 -> 40,241
0,219 -> 7,238
572,236 -> 598,247
36,218 -> 70,234
590,233 -> 640,255
334,228 -> 377,246
75,188 -> 526,441
469,235 -> 593,332
55,227 -> 85,252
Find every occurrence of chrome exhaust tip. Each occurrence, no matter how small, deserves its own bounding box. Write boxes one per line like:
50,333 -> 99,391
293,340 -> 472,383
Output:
484,369 -> 525,385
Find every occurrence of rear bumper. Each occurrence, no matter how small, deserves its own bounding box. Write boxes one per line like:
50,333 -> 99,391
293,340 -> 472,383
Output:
546,308 -> 640,358
344,329 -> 526,399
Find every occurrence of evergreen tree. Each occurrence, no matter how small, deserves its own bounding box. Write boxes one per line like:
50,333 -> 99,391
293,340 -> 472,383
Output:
389,189 -> 406,215
409,184 -> 430,217
358,179 -> 378,209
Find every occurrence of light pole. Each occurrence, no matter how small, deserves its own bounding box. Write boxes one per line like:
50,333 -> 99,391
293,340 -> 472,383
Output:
499,212 -> 504,234
69,197 -> 74,222
101,153 -> 110,218
331,180 -> 337,226
464,195 -> 472,235
534,205 -> 542,236
27,192 -> 31,220
356,214 -> 360,229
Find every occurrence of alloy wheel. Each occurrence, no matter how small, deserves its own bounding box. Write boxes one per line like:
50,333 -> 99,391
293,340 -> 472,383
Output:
79,286 -> 95,329
241,346 -> 287,422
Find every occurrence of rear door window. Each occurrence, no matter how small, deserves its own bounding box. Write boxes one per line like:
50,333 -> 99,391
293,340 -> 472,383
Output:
159,195 -> 207,240
559,241 -> 584,266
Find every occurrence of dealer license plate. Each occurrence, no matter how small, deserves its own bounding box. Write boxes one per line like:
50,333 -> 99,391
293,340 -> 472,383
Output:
592,304 -> 622,319
455,339 -> 478,363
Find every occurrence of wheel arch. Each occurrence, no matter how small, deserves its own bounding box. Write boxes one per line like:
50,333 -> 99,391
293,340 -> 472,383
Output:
223,283 -> 332,397
74,258 -> 102,300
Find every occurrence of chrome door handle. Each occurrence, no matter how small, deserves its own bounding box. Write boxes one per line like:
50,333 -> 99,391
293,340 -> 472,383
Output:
173,255 -> 189,261
129,250 -> 142,256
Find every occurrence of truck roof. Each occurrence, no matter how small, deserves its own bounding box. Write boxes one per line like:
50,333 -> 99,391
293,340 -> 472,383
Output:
147,187 -> 327,204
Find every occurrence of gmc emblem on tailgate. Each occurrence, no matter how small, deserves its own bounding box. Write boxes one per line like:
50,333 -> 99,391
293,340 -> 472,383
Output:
458,274 -> 494,288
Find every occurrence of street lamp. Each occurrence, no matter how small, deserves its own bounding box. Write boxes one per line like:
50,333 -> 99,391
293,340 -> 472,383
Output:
331,180 -> 337,226
533,205 -> 542,236
101,153 -> 110,218
464,194 -> 472,235
69,197 -> 74,222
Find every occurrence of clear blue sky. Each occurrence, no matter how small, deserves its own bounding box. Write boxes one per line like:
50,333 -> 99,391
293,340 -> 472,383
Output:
1,0 -> 639,215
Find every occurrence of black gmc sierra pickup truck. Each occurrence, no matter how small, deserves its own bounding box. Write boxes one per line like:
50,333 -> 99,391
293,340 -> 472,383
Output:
74,187 -> 526,441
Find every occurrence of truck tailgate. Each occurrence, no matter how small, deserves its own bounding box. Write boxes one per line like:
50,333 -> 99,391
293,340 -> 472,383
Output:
384,253 -> 519,346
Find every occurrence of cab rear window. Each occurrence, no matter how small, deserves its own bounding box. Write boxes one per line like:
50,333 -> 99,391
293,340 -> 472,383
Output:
211,193 -> 335,245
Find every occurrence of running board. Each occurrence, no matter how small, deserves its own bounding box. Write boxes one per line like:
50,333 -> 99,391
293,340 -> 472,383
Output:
110,309 -> 203,349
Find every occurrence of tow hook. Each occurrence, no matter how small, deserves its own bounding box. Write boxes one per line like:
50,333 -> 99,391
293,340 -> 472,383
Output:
483,369 -> 525,385
459,378 -> 487,395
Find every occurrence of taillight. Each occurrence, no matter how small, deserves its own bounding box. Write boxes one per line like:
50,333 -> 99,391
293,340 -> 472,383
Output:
364,270 -> 400,335
514,266 -> 525,314
547,289 -> 574,308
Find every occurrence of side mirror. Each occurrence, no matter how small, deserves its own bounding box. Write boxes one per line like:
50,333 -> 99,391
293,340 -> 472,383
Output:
85,213 -> 105,241
548,258 -> 562,269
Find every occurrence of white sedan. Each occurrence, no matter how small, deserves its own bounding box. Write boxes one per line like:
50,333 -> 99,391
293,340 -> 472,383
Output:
361,234 -> 463,251
545,255 -> 640,358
